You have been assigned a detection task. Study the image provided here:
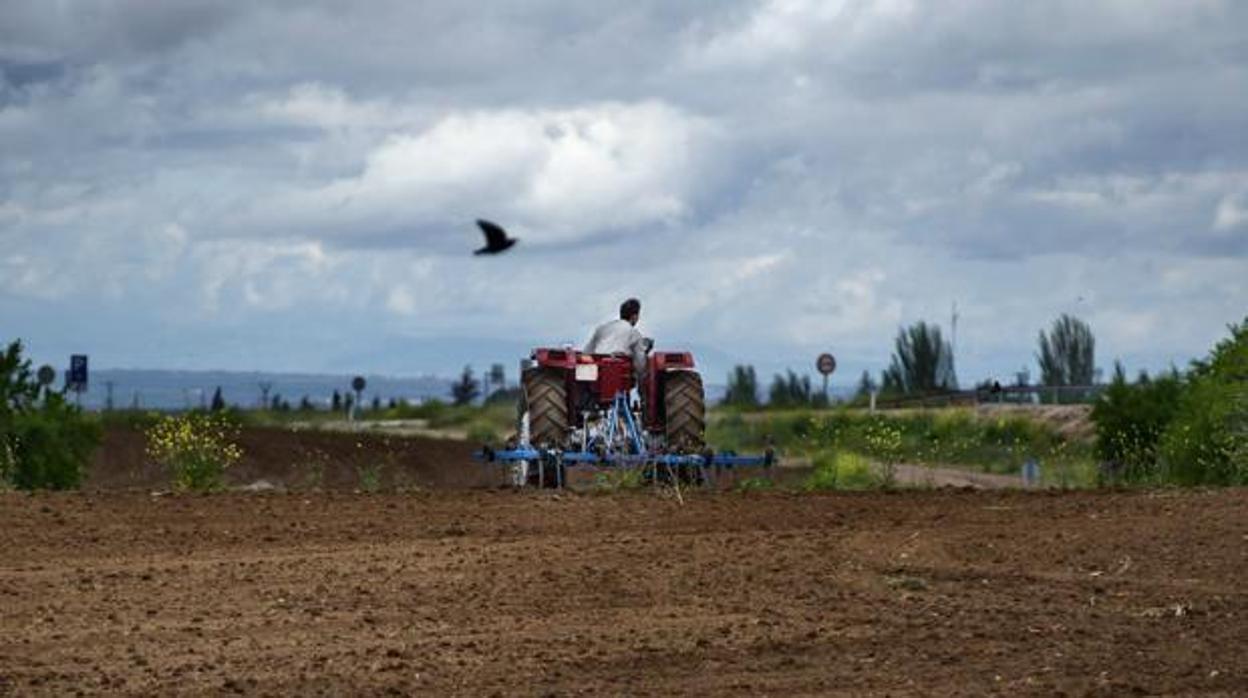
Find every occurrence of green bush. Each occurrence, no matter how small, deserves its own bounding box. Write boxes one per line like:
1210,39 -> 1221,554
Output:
1090,372 -> 1184,482
803,451 -> 875,491
8,393 -> 101,490
145,412 -> 243,491
1090,317 -> 1247,486
1158,380 -> 1247,485
1,340 -> 101,490
1157,319 -> 1248,485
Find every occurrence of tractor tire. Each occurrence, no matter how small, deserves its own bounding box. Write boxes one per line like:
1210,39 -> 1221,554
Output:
522,367 -> 569,449
664,371 -> 705,451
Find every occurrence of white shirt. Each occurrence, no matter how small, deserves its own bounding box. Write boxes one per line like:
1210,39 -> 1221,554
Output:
584,318 -> 647,375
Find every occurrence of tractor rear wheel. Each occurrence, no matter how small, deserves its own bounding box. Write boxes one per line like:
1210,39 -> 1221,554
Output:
664,371 -> 705,451
522,367 -> 569,448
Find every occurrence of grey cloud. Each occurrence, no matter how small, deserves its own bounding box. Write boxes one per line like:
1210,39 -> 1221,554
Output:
0,1 -> 243,63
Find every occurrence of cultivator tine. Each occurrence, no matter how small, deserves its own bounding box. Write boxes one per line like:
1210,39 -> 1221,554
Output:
700,448 -> 715,487
474,441 -> 775,489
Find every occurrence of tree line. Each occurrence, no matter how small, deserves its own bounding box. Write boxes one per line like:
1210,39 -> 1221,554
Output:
723,313 -> 1098,407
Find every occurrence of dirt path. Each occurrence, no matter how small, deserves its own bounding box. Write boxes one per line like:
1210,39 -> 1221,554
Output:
2,488 -> 1245,695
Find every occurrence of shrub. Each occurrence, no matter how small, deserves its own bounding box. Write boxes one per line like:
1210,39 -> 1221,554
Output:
8,393 -> 101,490
1158,379 -> 1247,485
1157,318 -> 1248,485
1089,371 -> 1183,482
1,340 -> 101,490
1091,317 -> 1248,486
804,451 -> 875,491
145,412 -> 243,491
804,451 -> 840,491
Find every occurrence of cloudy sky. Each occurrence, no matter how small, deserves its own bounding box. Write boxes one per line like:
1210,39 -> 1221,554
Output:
2,0 -> 1245,385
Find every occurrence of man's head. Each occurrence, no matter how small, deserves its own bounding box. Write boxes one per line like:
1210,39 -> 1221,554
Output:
619,298 -> 641,325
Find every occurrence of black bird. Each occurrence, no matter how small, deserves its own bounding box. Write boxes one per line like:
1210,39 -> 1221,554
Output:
474,219 -> 518,255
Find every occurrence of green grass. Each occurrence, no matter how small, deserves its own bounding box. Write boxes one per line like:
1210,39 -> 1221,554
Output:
803,451 -> 877,491
710,405 -> 1097,486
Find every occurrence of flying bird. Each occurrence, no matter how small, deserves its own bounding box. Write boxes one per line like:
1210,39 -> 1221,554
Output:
474,219 -> 518,255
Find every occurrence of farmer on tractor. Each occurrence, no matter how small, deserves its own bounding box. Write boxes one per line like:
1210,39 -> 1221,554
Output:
478,295 -> 775,488
584,297 -> 651,379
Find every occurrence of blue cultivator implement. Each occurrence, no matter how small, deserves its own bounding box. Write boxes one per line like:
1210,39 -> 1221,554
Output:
476,348 -> 775,488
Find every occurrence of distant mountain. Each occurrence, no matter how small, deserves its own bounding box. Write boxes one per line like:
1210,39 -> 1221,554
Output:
73,369 -> 455,411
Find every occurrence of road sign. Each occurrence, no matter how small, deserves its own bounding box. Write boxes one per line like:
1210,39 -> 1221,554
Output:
68,354 -> 88,391
37,365 -> 56,386
816,353 -> 837,376
351,376 -> 366,393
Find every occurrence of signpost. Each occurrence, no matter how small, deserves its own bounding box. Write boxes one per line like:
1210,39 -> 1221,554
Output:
36,365 -> 55,402
816,352 -> 837,403
67,355 -> 88,406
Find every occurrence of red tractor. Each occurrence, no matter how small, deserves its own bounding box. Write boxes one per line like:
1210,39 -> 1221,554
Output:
520,347 -> 705,449
509,347 -> 705,484
481,345 -> 771,487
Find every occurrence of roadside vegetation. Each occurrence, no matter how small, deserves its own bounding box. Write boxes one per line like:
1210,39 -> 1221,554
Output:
0,340 -> 101,490
714,313 -> 1246,490
1092,317 -> 1247,486
710,406 -> 1095,489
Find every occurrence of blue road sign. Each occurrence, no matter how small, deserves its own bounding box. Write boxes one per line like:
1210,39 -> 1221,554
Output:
68,354 -> 88,391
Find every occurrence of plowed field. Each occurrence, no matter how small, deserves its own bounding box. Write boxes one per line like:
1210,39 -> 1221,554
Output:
3,482 -> 1246,695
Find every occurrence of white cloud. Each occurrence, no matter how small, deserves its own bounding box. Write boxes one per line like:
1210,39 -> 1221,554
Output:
1213,193 -> 1248,232
686,0 -> 919,71
192,240 -> 335,312
252,82 -> 423,133
259,100 -> 715,245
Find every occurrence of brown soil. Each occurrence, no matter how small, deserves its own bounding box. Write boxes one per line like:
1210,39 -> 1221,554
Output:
88,425 -> 499,491
2,482 -> 1246,695
889,462 -> 1024,489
